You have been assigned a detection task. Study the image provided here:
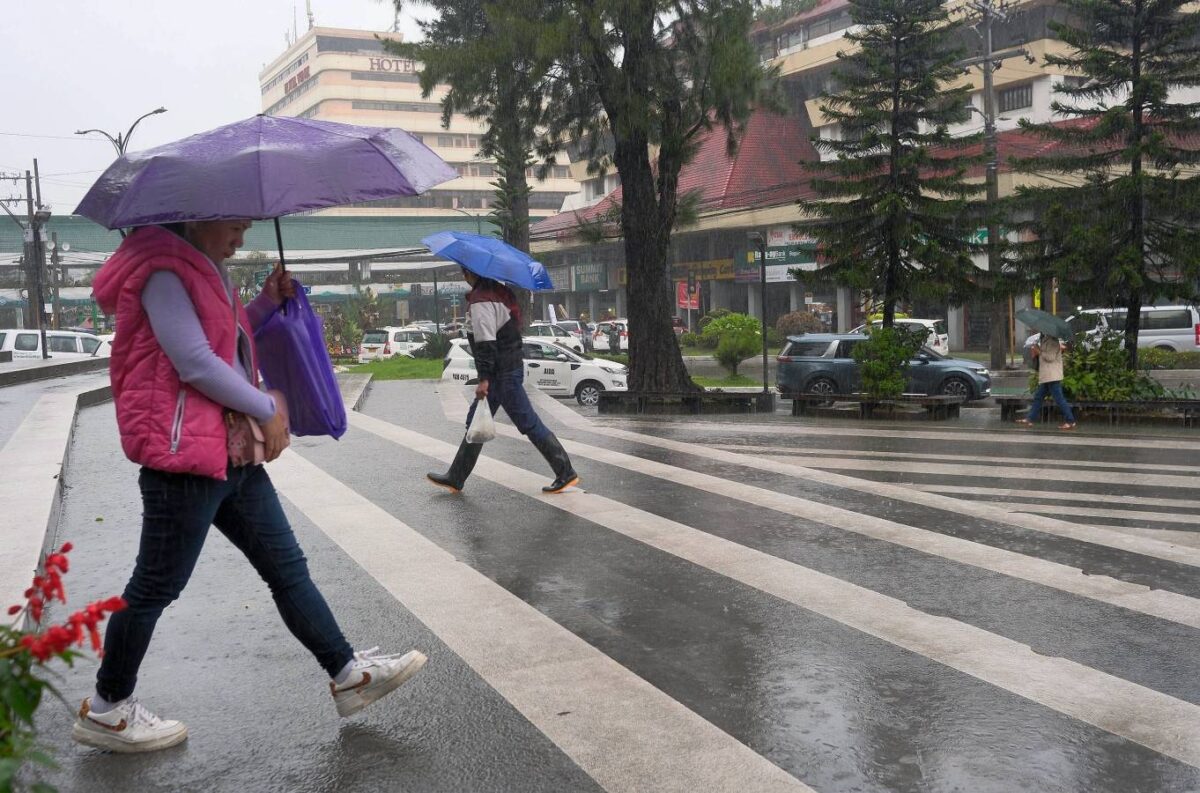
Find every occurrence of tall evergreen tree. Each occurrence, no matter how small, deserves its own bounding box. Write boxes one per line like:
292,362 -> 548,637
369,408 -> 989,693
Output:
532,0 -> 775,394
1013,0 -> 1200,369
387,0 -> 553,252
804,0 -> 984,328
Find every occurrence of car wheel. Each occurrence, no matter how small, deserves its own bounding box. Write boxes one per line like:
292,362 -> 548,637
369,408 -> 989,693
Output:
1154,345 -> 1174,352
939,376 -> 972,400
806,376 -> 837,406
576,380 -> 603,406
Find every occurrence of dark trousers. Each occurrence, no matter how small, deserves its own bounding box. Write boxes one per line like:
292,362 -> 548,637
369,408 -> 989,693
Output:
1027,380 -> 1076,424
96,464 -> 354,702
467,366 -> 550,442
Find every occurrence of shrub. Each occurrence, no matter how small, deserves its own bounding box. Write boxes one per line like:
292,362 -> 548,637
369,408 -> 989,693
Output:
414,333 -> 452,360
697,307 -> 732,331
678,332 -> 701,348
776,310 -> 824,337
1060,333 -> 1164,401
701,312 -> 761,376
1140,348 -> 1200,370
851,325 -> 925,400
766,327 -> 784,348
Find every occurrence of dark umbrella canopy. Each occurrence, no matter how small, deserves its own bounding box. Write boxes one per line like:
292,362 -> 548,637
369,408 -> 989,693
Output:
74,115 -> 457,228
1016,307 -> 1073,340
422,231 -> 554,291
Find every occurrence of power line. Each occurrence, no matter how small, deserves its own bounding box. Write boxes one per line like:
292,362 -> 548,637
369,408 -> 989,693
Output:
0,131 -> 110,142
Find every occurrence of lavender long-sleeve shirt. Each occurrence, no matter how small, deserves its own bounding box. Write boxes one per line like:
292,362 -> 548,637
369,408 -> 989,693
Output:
141,270 -> 278,422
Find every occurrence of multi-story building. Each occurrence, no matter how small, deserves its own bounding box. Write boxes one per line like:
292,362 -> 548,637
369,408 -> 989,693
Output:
259,26 -> 579,221
531,0 -> 1158,349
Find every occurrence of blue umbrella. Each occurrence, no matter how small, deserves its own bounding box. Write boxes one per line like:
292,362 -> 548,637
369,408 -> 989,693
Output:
422,231 -> 554,291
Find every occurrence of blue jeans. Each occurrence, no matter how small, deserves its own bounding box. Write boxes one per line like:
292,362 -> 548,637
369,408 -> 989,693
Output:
1027,380 -> 1076,424
466,366 -> 550,442
96,464 -> 354,701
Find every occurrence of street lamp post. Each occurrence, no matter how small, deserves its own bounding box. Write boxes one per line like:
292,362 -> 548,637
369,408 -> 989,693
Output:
77,108 -> 167,238
76,107 -> 167,157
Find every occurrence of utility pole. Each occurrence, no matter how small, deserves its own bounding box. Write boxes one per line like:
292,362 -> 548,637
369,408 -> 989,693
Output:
962,0 -> 1030,370
23,167 -> 50,358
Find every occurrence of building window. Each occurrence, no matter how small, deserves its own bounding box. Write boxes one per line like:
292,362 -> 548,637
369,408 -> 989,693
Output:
264,75 -> 317,115
351,100 -> 443,113
350,71 -> 420,84
316,35 -> 388,54
998,83 -> 1033,113
261,53 -> 310,94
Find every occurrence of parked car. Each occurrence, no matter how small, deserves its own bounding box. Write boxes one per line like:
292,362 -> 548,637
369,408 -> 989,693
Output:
358,326 -> 437,362
1022,305 -> 1200,366
528,322 -> 585,353
850,318 -> 950,356
0,329 -> 106,360
442,337 -> 628,405
776,333 -> 991,401
593,319 -> 629,352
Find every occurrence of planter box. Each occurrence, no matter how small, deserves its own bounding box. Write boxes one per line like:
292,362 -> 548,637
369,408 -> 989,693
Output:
787,392 -> 965,420
598,390 -> 776,415
997,395 -> 1200,427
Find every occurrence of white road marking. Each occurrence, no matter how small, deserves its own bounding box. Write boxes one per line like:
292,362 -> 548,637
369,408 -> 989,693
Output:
521,393 -> 1200,569
271,449 -> 812,793
348,410 -> 1200,769
711,443 -> 1198,476
974,501 -> 1200,527
913,484 -> 1200,511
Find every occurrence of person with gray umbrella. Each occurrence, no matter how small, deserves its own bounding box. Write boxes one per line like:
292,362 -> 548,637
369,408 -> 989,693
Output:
1015,309 -> 1077,430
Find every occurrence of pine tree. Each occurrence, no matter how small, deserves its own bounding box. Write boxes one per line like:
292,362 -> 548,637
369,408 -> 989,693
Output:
387,0 -> 553,253
1013,0 -> 1200,369
804,0 -> 984,328
533,0 -> 775,393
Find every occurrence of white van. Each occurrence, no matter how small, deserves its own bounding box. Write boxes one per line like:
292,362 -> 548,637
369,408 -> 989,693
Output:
0,329 -> 106,360
1022,305 -> 1200,364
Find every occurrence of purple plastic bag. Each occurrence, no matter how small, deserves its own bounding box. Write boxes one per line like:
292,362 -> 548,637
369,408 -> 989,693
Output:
254,282 -> 347,439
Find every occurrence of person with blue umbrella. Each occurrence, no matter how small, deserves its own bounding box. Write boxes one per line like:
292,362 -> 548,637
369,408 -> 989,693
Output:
422,232 -> 579,494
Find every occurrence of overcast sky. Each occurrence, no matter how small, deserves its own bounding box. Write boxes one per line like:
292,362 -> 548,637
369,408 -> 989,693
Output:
3,1 -> 430,214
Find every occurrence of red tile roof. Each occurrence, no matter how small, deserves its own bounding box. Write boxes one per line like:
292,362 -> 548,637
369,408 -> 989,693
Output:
532,109 -> 817,240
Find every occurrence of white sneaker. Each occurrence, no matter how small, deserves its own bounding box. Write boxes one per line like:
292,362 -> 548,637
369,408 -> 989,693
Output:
71,697 -> 188,753
330,647 -> 427,718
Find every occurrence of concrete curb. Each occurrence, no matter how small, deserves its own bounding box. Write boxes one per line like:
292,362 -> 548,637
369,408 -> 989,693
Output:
0,380 -> 112,621
0,357 -> 109,388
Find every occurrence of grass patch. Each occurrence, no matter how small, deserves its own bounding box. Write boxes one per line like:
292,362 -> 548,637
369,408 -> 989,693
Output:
692,374 -> 766,388
348,356 -> 444,380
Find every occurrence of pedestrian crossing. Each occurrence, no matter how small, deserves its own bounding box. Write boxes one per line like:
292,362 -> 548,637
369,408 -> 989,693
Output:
28,379 -> 1200,792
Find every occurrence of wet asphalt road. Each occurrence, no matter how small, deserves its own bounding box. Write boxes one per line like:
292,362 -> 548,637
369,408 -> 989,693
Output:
23,379 -> 1200,792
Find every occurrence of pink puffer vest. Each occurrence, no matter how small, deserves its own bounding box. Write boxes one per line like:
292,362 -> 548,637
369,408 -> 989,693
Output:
92,225 -> 258,480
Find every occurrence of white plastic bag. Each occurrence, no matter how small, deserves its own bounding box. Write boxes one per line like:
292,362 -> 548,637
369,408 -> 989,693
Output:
465,399 -> 496,443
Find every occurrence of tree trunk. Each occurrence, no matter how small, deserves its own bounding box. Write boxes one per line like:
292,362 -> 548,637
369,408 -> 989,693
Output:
614,135 -> 696,393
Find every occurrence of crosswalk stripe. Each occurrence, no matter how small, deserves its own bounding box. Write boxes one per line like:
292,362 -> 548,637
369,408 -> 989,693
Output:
712,443 -> 1199,476
914,484 -> 1200,511
270,448 -> 812,793
727,452 -> 1200,490
348,410 -> 1200,769
524,393 -> 1200,568
975,501 -> 1200,526
603,418 -> 1200,451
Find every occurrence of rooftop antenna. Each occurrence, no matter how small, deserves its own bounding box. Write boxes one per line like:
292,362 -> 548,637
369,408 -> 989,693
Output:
292,4 -> 298,42
306,0 -> 314,30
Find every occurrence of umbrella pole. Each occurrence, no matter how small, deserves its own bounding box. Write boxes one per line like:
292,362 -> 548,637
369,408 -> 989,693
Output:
274,217 -> 288,315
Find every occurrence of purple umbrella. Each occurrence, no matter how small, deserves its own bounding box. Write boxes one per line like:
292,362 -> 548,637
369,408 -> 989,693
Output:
75,114 -> 457,262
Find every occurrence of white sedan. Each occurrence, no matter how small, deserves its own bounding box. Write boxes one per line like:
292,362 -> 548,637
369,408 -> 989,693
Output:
442,337 -> 628,406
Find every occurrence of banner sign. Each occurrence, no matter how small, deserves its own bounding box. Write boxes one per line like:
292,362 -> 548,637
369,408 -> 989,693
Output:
676,281 -> 699,310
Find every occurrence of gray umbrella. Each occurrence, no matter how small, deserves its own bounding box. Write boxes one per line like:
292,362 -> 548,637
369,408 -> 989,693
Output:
1016,308 -> 1073,340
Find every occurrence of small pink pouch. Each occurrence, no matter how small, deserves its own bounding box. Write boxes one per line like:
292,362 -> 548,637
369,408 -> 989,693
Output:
225,410 -> 266,467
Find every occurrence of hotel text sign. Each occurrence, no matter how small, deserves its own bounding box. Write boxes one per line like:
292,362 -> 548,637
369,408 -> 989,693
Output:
368,57 -> 417,74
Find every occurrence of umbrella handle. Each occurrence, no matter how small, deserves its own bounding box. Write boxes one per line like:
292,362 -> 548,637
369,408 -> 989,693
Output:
274,217 -> 287,316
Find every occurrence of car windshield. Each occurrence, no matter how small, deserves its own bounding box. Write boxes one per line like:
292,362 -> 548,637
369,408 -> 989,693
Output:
362,331 -> 387,344
919,346 -> 947,360
1067,313 -> 1104,334
550,342 -> 583,361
